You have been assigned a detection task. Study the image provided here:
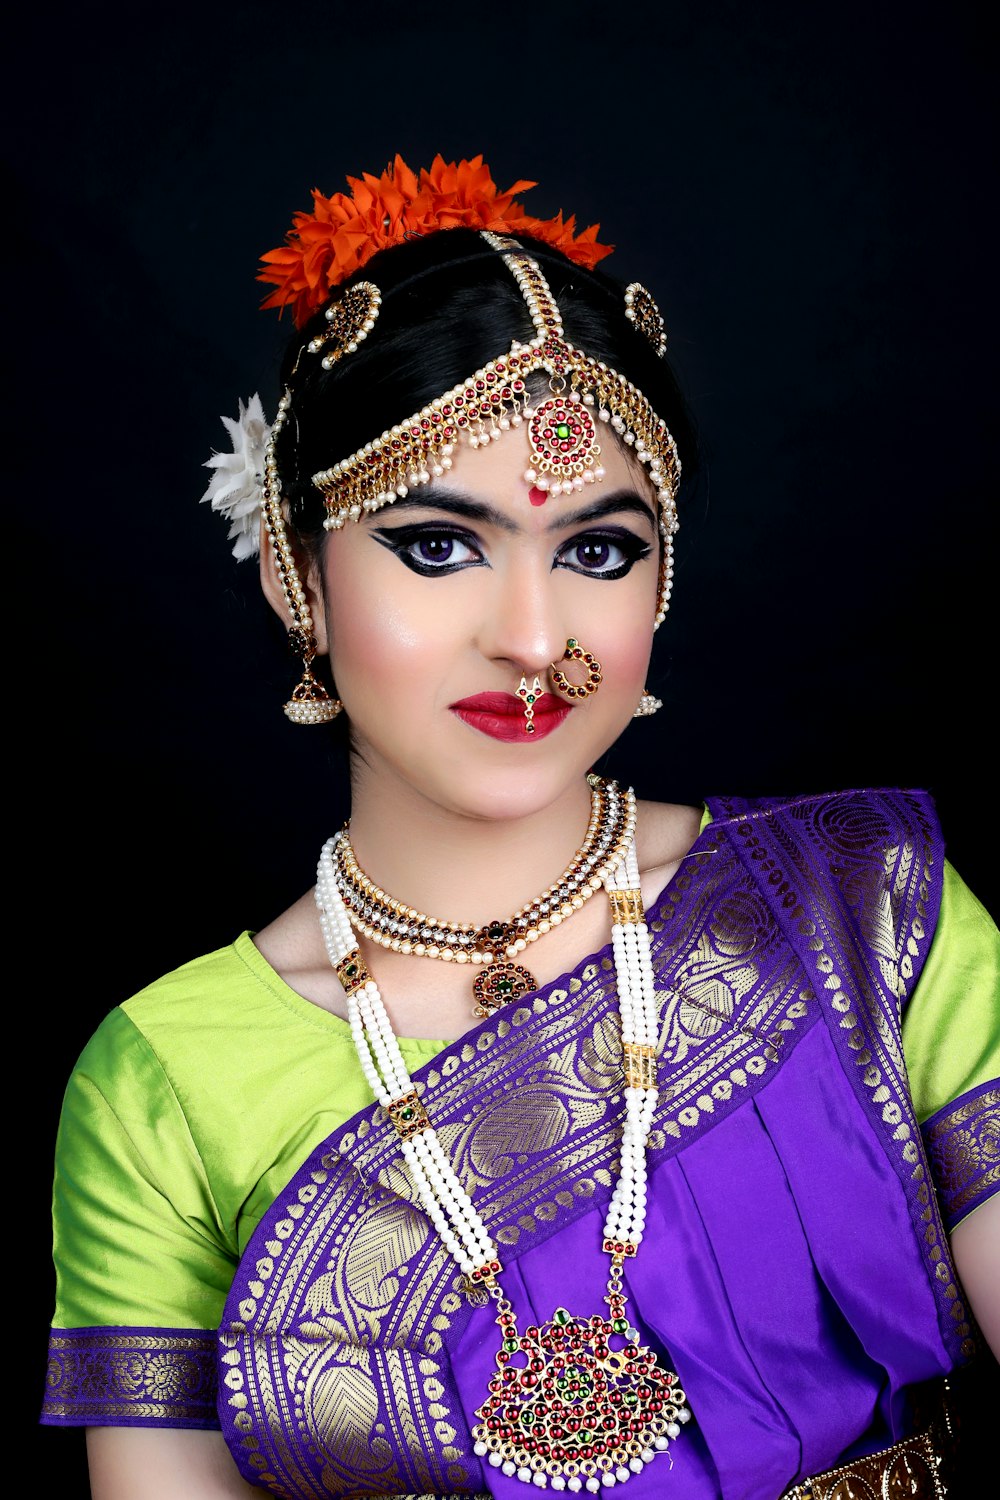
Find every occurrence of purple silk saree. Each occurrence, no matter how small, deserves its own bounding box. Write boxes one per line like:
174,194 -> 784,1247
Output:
216,789 -> 985,1499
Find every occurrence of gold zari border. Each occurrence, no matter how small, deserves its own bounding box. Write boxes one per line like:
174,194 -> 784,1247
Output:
783,1417 -> 948,1498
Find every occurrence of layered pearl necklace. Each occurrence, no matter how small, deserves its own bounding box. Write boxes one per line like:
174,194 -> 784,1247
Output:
315,798 -> 691,1492
329,774 -> 636,1016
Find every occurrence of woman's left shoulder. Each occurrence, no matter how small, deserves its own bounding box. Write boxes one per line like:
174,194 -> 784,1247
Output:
635,797 -> 706,904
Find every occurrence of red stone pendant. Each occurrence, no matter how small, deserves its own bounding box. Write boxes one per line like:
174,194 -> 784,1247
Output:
472,1306 -> 689,1488
472,962 -> 536,1017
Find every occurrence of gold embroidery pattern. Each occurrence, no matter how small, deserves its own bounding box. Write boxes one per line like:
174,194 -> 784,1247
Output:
715,789 -> 973,1357
923,1085 -> 1000,1225
783,1417 -> 949,1498
44,1330 -> 217,1423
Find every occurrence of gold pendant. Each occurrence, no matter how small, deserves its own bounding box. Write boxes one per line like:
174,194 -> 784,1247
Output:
472,961 -> 536,1017
472,1303 -> 689,1487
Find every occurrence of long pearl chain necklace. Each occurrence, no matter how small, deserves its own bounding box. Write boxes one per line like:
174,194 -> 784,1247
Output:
329,774 -> 636,1017
315,807 -> 691,1492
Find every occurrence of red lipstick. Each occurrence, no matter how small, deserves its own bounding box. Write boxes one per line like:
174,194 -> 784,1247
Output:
450,691 -> 572,742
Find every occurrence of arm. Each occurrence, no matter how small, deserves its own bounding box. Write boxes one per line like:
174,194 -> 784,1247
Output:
951,1194 -> 1000,1361
87,1428 -> 270,1499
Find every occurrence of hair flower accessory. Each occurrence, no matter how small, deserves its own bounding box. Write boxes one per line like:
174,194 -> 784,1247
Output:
199,394 -> 270,559
257,152 -> 614,328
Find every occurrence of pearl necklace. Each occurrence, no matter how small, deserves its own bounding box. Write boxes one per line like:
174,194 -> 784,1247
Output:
330,774 -> 636,1016
315,805 -> 691,1492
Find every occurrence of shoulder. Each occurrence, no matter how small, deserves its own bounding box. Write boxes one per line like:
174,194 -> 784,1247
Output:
634,798 -> 706,906
67,935 -> 273,1099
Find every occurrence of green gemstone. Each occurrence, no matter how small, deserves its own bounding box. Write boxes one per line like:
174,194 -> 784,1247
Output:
612,1318 -> 628,1334
400,1107 -> 414,1120
554,1308 -> 571,1325
556,422 -> 571,439
497,979 -> 513,994
526,694 -> 535,704
567,638 -> 578,648
503,1338 -> 519,1353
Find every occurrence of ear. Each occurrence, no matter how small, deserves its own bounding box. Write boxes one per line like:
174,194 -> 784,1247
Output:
258,513 -> 329,654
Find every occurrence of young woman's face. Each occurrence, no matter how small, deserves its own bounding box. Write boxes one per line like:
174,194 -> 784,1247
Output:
319,423 -> 661,821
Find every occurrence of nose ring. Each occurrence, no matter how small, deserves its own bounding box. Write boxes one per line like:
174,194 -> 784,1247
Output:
549,638 -> 603,699
516,674 -> 543,734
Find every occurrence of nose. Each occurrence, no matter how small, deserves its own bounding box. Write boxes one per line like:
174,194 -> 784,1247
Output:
473,548 -> 570,677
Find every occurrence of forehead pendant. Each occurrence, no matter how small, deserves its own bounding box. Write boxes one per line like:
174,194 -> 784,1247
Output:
523,390 -> 604,500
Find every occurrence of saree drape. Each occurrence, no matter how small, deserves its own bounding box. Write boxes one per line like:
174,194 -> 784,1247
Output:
214,789 -> 991,1498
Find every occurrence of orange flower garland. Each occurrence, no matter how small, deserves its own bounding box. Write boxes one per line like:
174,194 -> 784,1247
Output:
257,153 -> 614,328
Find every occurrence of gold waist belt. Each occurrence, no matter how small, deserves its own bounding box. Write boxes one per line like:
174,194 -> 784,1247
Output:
783,1415 -> 950,1499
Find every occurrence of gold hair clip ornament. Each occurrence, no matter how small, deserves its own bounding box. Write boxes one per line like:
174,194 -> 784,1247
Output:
306,281 -> 382,369
624,281 -> 667,358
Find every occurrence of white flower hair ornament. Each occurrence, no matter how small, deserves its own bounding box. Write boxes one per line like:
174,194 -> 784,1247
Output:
199,394 -> 270,560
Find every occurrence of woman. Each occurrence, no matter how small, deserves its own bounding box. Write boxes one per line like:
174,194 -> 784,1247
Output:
41,154 -> 999,1498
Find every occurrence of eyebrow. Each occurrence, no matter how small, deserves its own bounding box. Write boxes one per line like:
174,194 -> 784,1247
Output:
368,487 -> 658,534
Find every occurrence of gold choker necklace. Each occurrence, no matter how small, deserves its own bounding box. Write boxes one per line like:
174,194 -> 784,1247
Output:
330,774 -> 636,1015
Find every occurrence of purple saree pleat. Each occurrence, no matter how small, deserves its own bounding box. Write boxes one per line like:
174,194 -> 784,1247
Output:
217,789 -> 972,1500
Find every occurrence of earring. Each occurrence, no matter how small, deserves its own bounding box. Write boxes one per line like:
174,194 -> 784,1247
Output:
633,688 -> 662,718
284,627 -> 343,725
550,638 -> 603,699
516,674 -> 543,734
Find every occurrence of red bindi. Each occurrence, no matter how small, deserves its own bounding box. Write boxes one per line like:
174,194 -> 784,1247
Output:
528,486 -> 548,506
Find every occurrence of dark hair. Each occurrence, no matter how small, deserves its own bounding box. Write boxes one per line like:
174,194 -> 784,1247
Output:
273,227 -> 700,559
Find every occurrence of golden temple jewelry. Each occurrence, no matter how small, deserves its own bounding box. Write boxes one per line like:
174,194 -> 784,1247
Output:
329,774 -> 636,1016
515,674 -> 543,734
309,230 -> 680,629
306,280 -> 382,369
550,638 -> 603,700
632,688 -> 662,718
260,392 -> 342,724
314,817 -> 692,1492
624,282 -> 667,358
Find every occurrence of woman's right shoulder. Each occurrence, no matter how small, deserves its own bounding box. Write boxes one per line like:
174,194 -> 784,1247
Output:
72,933 -> 269,1081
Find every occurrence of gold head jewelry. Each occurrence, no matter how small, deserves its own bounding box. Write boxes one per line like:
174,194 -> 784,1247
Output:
296,230 -> 681,628
550,638 -> 603,699
306,280 -> 382,369
624,281 -> 668,358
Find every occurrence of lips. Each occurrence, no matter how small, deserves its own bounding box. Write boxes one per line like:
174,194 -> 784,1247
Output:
450,691 -> 572,742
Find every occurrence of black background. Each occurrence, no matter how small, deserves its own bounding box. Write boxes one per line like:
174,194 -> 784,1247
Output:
13,1 -> 996,1490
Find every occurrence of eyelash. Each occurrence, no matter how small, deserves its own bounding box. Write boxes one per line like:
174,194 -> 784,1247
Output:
373,525 -> 651,580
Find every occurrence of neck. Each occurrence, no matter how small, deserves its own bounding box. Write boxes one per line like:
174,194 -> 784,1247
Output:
344,760 -> 599,929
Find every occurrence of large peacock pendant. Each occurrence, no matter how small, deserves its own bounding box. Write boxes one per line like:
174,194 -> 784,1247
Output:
472,1278 -> 690,1491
